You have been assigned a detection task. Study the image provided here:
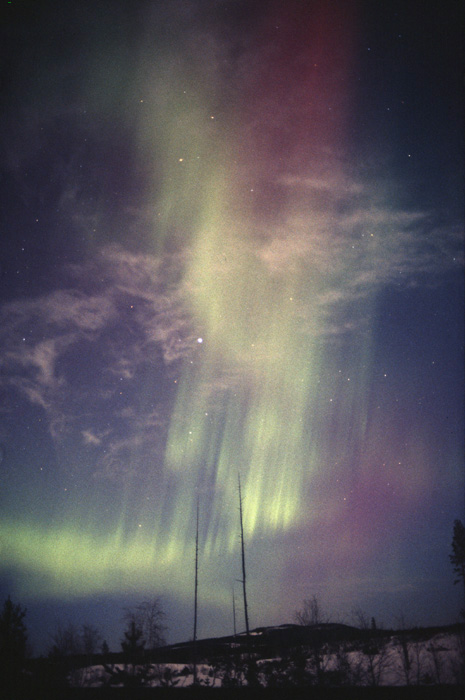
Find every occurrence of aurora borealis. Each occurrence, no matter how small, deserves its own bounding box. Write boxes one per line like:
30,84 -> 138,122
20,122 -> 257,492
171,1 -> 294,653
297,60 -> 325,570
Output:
0,0 -> 463,653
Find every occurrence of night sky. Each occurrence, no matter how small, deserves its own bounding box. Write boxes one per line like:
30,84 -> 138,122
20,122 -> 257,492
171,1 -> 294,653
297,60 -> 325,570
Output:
0,0 -> 463,655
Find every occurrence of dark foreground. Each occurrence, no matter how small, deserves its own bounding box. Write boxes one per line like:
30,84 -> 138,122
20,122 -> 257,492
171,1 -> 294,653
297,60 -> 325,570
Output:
5,685 -> 464,700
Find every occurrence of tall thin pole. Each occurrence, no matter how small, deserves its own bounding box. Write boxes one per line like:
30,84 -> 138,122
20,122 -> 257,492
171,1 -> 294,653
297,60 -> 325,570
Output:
238,473 -> 250,639
193,500 -> 199,685
232,587 -> 237,638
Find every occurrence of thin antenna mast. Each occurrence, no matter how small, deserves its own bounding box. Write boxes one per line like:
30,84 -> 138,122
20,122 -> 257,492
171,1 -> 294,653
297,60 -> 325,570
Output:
232,587 -> 237,638
238,473 -> 250,638
193,500 -> 199,685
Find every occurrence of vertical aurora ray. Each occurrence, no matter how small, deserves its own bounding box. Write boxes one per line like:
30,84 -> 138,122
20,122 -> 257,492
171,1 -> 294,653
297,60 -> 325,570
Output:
160,1 -> 365,553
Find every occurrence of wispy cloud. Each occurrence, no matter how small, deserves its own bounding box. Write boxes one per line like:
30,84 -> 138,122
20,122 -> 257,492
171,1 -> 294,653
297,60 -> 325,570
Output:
257,173 -> 462,321
0,167 -> 461,478
81,429 -> 106,446
0,246 -> 186,458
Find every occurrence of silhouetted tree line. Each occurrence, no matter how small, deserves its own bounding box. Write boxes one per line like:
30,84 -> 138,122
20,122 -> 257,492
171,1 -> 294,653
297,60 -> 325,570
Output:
0,596 -> 28,691
450,519 -> 465,618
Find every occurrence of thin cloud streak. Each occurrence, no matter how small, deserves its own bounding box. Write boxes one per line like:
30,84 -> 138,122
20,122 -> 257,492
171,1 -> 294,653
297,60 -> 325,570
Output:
0,179 -> 460,451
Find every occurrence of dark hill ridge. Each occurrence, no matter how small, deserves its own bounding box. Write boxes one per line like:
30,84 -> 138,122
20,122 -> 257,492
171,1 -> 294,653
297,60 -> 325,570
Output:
155,623 -> 364,662
153,621 -> 463,664
42,621 -> 462,667
45,623 -> 363,668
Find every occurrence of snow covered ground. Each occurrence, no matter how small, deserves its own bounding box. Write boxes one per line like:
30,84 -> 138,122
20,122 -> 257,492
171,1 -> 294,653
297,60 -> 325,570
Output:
69,631 -> 464,688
